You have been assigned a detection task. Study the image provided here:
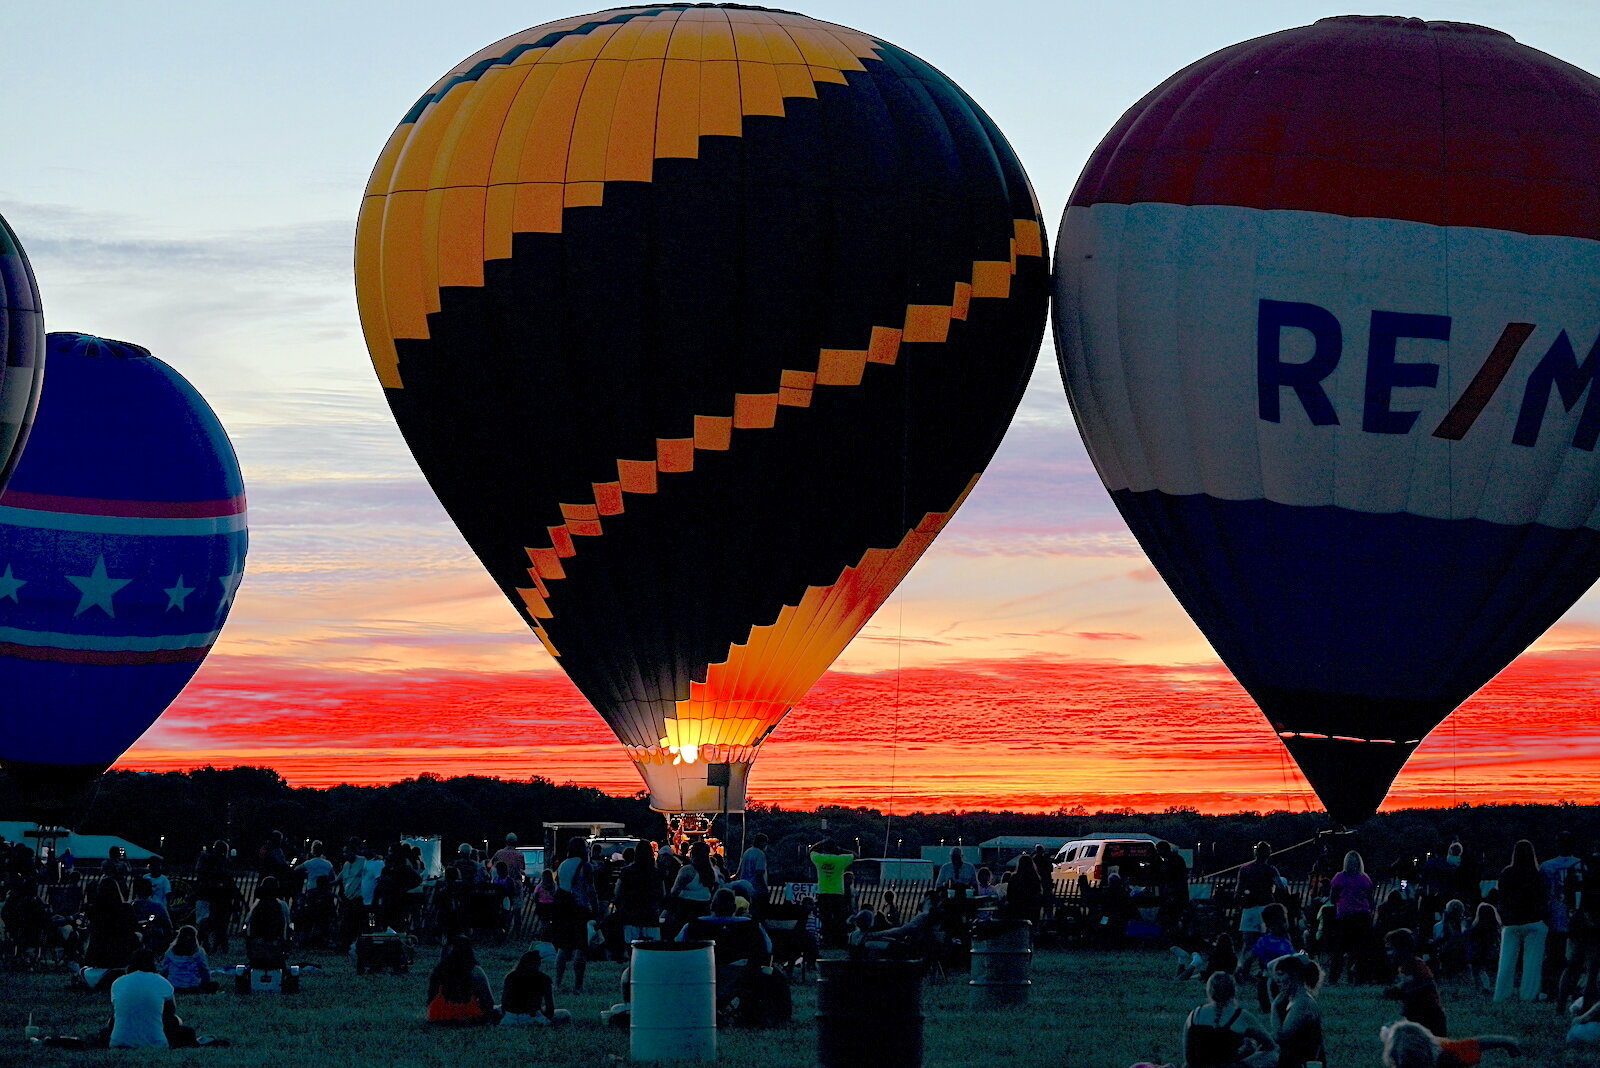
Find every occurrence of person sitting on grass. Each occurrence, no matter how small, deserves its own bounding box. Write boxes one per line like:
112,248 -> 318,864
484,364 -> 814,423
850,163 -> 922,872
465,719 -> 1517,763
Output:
160,926 -> 216,994
1238,903 -> 1297,1009
1569,996 -> 1600,1047
103,948 -> 198,1049
1181,970 -> 1276,1067
129,876 -> 174,952
1384,928 -> 1448,1037
244,876 -> 292,970
499,951 -> 570,1027
426,938 -> 499,1025
1380,1019 -> 1521,1067
1267,953 -> 1325,1068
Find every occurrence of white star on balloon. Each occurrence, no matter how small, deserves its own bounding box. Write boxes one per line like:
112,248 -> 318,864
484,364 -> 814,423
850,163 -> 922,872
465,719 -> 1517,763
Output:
0,564 -> 24,603
164,574 -> 195,611
217,570 -> 244,602
67,556 -> 131,617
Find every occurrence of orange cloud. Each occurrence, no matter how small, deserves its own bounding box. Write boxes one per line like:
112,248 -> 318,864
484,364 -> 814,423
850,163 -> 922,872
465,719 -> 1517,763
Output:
113,643 -> 1600,815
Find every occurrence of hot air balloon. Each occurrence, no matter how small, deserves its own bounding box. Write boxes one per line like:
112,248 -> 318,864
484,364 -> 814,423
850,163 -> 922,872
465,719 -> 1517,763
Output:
0,333 -> 247,822
0,211 -> 45,491
357,5 -> 1046,825
1055,15 -> 1600,825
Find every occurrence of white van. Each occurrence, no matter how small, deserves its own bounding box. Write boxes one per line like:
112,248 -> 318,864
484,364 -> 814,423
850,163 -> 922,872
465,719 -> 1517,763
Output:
1051,837 -> 1164,893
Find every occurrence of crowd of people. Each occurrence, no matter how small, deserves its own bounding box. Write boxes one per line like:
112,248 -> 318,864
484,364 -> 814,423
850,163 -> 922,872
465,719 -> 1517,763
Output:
8,825 -> 1600,1059
1158,830 -> 1600,1066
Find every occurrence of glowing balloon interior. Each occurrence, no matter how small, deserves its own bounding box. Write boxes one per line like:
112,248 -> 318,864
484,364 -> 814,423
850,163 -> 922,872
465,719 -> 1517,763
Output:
0,333 -> 247,820
1055,16 -> 1600,825
358,5 -> 1047,813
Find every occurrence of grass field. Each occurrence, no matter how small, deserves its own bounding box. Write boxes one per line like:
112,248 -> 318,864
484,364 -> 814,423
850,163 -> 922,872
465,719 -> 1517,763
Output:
1,941 -> 1588,1066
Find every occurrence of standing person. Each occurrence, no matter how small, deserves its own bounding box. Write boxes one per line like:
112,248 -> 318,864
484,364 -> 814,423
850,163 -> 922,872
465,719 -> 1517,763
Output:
193,842 -> 237,955
144,861 -> 173,911
1466,901 -> 1502,995
1418,847 -> 1456,934
1157,840 -> 1190,935
737,833 -> 769,917
1236,842 -> 1282,957
490,834 -> 527,890
1031,845 -> 1055,920
616,845 -> 664,945
1565,839 -> 1600,1013
1328,849 -> 1376,984
1493,838 -> 1548,1002
554,837 -> 598,993
336,842 -> 366,949
809,840 -> 854,949
1383,928 -> 1448,1037
295,843 -> 337,947
1540,831 -> 1585,999
1003,853 -> 1042,924
359,847 -> 385,931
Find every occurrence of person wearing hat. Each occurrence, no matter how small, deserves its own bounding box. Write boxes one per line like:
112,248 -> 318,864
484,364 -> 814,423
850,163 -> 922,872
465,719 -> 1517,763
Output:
491,834 -> 528,893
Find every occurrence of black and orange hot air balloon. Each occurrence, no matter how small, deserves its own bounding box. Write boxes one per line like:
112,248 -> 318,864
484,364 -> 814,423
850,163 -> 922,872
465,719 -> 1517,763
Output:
357,4 -> 1047,821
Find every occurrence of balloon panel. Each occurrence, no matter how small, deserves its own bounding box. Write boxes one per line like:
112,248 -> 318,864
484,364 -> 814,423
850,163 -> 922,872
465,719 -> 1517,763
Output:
359,5 -> 1047,810
0,334 -> 247,783
0,212 -> 44,491
1055,16 -> 1600,823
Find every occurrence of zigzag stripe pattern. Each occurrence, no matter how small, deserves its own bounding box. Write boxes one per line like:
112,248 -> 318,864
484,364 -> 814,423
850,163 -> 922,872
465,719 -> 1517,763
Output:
514,217 -> 1046,658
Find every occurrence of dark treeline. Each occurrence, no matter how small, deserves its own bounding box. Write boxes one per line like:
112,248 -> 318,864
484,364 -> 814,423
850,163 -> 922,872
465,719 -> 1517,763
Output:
6,766 -> 1599,883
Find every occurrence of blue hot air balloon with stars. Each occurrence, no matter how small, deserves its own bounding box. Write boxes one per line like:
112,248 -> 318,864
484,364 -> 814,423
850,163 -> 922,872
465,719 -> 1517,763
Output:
0,333 -> 247,820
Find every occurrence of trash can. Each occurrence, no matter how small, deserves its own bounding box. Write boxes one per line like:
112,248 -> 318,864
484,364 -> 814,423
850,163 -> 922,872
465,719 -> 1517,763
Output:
630,939 -> 716,1063
817,958 -> 923,1068
969,918 -> 1032,1007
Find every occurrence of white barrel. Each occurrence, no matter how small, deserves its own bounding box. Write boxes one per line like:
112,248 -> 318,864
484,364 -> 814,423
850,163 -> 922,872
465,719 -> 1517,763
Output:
630,939 -> 716,1063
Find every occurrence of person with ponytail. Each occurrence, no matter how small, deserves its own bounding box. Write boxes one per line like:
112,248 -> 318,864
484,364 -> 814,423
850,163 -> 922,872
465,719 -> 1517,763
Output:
1267,953 -> 1325,1068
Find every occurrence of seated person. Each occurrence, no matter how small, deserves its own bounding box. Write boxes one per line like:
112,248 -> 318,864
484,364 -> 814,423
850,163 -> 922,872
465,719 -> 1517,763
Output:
104,948 -> 197,1049
161,926 -> 216,993
1182,971 -> 1276,1068
426,938 -> 499,1025
677,887 -> 773,967
865,891 -> 944,960
847,909 -> 877,960
500,951 -> 570,1026
1383,928 -> 1447,1038
244,877 -> 293,969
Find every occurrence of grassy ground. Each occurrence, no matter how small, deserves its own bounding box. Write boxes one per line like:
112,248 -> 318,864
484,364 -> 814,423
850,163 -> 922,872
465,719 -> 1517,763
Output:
0,941 -> 1589,1066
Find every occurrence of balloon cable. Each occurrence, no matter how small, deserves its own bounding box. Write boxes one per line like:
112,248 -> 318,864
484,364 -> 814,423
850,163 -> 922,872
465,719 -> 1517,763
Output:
882,597 -> 903,859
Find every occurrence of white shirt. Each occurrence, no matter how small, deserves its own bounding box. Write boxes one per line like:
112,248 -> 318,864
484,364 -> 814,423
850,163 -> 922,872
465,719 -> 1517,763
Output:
937,861 -> 977,889
360,858 -> 385,905
340,857 -> 365,899
110,970 -> 173,1048
146,875 -> 172,908
738,847 -> 768,885
298,856 -> 335,890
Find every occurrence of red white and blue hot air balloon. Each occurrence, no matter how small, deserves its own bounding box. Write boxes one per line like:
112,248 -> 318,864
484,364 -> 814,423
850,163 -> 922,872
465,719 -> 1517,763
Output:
1055,16 -> 1600,824
0,333 -> 247,820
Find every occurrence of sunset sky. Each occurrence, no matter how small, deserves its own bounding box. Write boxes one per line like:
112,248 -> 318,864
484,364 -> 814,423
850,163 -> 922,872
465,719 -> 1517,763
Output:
6,1 -> 1600,816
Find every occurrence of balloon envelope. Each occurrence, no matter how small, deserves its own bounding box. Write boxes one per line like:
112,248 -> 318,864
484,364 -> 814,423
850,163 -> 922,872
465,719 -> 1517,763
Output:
0,212 -> 44,492
1055,16 -> 1600,824
358,5 -> 1047,812
0,333 -> 247,820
